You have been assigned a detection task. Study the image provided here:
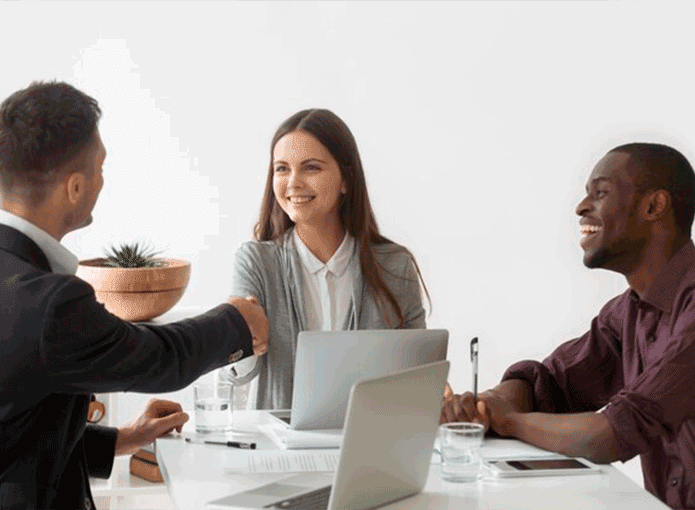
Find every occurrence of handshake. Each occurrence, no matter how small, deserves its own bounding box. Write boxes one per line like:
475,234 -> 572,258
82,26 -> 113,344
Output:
226,295 -> 270,356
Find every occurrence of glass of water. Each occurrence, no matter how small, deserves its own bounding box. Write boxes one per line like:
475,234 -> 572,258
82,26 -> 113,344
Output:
194,381 -> 233,433
439,422 -> 485,482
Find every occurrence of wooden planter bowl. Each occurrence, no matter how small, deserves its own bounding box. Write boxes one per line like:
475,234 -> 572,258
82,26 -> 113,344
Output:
76,258 -> 191,322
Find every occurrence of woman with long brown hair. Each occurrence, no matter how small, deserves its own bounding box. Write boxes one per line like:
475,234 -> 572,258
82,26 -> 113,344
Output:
225,109 -> 430,410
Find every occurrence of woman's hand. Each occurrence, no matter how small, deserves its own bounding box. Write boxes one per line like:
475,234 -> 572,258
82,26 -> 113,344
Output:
227,295 -> 269,356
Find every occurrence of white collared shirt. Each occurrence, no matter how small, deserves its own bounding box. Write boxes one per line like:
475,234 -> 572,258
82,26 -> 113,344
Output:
0,209 -> 78,275
294,229 -> 356,331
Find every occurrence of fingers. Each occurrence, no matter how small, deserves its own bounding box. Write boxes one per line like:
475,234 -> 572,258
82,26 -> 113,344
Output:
440,392 -> 491,426
443,382 -> 454,401
145,398 -> 183,417
476,400 -> 491,434
253,335 -> 268,356
227,296 -> 269,357
154,411 -> 190,436
458,392 -> 478,421
440,401 -> 453,424
440,394 -> 463,423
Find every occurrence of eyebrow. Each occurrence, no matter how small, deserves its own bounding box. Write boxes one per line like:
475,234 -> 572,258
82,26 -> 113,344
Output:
585,177 -> 612,192
273,158 -> 328,165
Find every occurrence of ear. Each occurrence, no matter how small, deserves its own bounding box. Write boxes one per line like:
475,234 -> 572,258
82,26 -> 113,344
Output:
642,189 -> 671,221
65,172 -> 87,206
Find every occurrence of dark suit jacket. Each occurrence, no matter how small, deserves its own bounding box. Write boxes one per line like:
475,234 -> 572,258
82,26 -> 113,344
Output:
0,224 -> 253,509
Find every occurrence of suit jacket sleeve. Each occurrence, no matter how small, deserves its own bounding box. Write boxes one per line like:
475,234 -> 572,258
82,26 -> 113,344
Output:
34,274 -> 253,394
83,425 -> 118,479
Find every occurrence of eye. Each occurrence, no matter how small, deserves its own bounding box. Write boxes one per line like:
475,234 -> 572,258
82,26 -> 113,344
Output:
274,165 -> 288,173
304,164 -> 320,171
595,189 -> 609,198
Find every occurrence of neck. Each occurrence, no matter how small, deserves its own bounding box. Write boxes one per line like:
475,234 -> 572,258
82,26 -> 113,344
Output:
295,219 -> 346,263
0,198 -> 64,241
624,234 -> 689,298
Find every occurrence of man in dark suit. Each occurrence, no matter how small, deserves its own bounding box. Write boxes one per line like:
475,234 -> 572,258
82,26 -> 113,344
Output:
0,81 -> 269,509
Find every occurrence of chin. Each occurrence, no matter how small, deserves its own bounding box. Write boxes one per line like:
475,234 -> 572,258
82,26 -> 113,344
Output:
75,215 -> 93,230
583,246 -> 618,270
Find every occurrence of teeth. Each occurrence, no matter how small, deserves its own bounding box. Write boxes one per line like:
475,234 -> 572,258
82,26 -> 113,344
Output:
580,226 -> 601,234
288,196 -> 314,204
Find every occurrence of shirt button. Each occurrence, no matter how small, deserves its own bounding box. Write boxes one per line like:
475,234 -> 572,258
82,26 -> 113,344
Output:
85,498 -> 92,510
669,478 -> 679,487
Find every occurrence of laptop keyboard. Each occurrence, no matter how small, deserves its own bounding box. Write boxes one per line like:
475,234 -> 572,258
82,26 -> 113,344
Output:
266,485 -> 332,509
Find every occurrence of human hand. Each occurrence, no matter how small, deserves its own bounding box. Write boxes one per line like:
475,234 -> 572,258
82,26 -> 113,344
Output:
439,390 -> 491,432
443,382 -> 453,402
477,389 -> 521,437
227,295 -> 269,356
115,399 -> 189,456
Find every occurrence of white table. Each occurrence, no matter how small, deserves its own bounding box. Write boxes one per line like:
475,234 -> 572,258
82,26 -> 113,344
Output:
156,411 -> 669,510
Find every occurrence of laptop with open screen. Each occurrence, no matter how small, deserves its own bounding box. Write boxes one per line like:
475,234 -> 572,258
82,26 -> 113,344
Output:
268,329 -> 448,431
207,360 -> 450,510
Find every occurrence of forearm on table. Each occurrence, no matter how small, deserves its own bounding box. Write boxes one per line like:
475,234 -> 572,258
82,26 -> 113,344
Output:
489,379 -> 533,413
502,410 -> 619,463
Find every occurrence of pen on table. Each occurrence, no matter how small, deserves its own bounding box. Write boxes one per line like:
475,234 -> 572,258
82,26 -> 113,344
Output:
470,337 -> 479,402
185,437 -> 257,449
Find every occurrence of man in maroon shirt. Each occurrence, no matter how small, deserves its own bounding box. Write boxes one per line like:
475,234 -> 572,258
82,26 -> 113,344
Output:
441,143 -> 695,509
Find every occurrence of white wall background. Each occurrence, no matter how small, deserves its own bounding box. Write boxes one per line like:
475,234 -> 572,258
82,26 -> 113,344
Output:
4,0 -> 695,487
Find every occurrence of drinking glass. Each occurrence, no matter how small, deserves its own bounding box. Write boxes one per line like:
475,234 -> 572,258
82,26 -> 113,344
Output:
439,422 -> 485,482
194,381 -> 233,433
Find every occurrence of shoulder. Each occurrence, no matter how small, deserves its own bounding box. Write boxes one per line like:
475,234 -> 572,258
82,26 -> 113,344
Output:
372,241 -> 416,272
6,269 -> 94,309
596,290 -> 632,332
234,239 -> 283,267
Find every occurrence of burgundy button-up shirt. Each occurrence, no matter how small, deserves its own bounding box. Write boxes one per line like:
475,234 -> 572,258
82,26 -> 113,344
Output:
503,241 -> 695,509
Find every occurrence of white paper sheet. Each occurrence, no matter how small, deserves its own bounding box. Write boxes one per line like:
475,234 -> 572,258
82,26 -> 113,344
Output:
257,423 -> 343,449
223,450 -> 340,474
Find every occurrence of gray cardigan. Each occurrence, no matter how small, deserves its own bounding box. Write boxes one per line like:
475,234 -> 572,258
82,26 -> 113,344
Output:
226,229 -> 426,410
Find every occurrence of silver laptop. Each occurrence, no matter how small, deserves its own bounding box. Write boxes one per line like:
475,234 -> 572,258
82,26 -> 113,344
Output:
269,329 -> 448,430
207,360 -> 450,510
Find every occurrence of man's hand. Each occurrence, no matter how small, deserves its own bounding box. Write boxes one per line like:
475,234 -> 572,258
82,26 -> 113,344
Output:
441,379 -> 532,427
115,399 -> 189,456
440,390 -> 491,431
227,295 -> 269,356
475,389 -> 521,437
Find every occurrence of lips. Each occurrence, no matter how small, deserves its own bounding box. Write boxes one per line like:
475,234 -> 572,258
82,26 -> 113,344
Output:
580,225 -> 601,235
580,224 -> 602,248
287,196 -> 315,204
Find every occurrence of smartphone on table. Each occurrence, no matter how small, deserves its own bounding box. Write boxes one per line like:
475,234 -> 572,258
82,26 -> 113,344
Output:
485,457 -> 603,478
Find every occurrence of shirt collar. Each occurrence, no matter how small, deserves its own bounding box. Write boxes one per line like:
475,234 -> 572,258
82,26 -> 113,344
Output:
293,229 -> 355,277
638,240 -> 695,313
0,209 -> 79,275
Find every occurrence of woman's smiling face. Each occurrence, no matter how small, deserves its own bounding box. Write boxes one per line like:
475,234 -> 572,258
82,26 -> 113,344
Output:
272,129 -> 346,229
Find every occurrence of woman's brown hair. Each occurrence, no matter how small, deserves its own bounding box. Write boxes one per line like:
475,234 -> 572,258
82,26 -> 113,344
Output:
255,108 -> 430,327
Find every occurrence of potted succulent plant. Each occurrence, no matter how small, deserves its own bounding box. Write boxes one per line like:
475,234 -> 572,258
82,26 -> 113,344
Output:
76,242 -> 191,322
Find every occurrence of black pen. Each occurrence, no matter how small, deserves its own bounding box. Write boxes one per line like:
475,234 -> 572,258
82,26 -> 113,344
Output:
470,337 -> 479,402
185,437 -> 256,449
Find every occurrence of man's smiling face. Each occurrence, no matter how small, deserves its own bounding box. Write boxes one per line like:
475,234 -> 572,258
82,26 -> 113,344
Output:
575,151 -> 649,273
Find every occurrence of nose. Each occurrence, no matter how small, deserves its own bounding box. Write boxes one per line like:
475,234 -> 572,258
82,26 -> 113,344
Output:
575,194 -> 591,217
287,168 -> 302,187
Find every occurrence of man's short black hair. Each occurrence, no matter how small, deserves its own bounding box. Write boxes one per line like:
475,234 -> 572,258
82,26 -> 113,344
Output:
611,142 -> 695,237
0,81 -> 101,203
